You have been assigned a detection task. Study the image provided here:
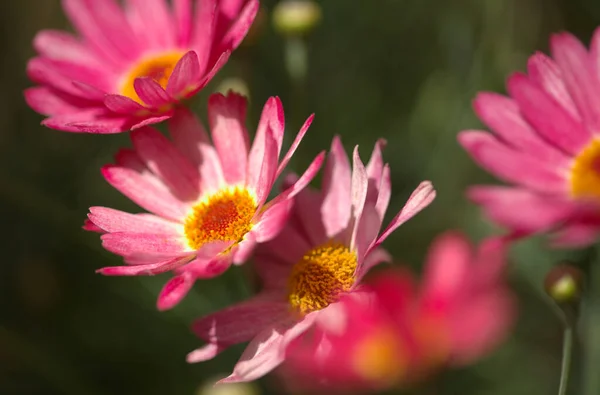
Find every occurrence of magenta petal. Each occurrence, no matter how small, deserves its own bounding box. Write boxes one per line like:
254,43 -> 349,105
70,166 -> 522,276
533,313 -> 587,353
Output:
157,271 -> 196,310
252,128 -> 279,205
253,199 -> 294,243
375,181 -> 436,247
322,136 -> 352,238
33,29 -> 102,68
134,77 -> 173,108
125,0 -> 175,49
217,0 -> 260,52
349,146 -> 369,248
104,94 -> 146,114
24,87 -> 84,116
173,0 -> 192,46
97,255 -> 191,276
101,233 -> 188,256
166,51 -> 201,97
550,222 -> 600,247
130,115 -> 173,130
191,0 -> 217,73
276,114 -> 313,179
88,207 -> 180,234
187,342 -> 228,363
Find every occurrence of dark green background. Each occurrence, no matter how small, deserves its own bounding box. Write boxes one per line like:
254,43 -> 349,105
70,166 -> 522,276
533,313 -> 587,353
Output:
1,0 -> 599,394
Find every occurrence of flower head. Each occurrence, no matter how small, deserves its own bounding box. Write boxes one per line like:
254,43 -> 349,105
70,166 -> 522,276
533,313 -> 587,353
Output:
25,0 -> 258,133
187,137 -> 435,384
283,232 -> 516,392
459,30 -> 600,246
85,92 -> 324,310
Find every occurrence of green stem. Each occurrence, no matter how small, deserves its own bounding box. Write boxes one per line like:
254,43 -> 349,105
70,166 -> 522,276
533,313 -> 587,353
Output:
558,324 -> 573,395
584,260 -> 600,395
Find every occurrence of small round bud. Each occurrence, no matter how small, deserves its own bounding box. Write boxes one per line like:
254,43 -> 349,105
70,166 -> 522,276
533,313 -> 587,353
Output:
544,263 -> 583,304
272,1 -> 322,37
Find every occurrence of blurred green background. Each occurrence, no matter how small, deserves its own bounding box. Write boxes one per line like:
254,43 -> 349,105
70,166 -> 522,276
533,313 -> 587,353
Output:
2,0 -> 600,394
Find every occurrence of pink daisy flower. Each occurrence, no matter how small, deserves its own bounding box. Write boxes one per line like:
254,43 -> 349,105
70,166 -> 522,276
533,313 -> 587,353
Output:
284,232 -> 516,392
84,92 -> 324,310
187,136 -> 435,384
459,30 -> 600,246
25,0 -> 258,133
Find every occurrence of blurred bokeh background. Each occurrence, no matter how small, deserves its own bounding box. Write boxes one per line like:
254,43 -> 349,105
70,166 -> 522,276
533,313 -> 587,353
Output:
2,0 -> 600,394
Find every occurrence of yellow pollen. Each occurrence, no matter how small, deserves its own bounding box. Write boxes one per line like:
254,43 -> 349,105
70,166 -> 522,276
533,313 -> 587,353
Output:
571,139 -> 600,199
183,188 -> 256,250
352,328 -> 404,385
287,242 -> 357,315
120,52 -> 183,104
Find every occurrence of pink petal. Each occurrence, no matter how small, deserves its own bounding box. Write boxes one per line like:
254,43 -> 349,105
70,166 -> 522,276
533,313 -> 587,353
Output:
130,127 -> 200,201
353,204 -> 383,264
375,165 -> 392,223
124,0 -> 174,50
56,112 -> 137,134
256,224 -> 312,267
550,222 -> 600,247
253,257 -> 292,290
191,0 -> 217,73
507,72 -> 589,155
27,57 -> 105,99
62,0 -> 139,66
458,131 -> 567,193
173,0 -> 192,47
551,32 -> 600,133
527,52 -> 579,120
252,198 -> 294,243
290,181 -> 327,247
191,294 -> 288,344
104,94 -> 146,114
216,0 -> 260,53
97,255 -> 192,276
231,233 -> 257,265
187,342 -> 228,363
130,114 -> 173,130
24,87 -> 86,116
83,219 -> 103,233
322,136 -> 352,238
134,77 -> 173,108
166,51 -> 201,97
101,164 -> 188,221
87,207 -> 180,234
157,271 -> 196,310
252,129 -> 279,206
33,30 -> 103,70
472,92 -> 569,165
467,185 -> 575,234
349,146 -> 369,249
208,92 -> 250,185
375,181 -> 436,247
365,139 -> 387,206
101,232 -> 188,256
354,247 -> 392,283
276,114 -> 314,179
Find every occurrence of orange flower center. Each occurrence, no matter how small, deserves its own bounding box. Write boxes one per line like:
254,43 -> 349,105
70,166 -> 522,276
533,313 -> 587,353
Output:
120,52 -> 183,104
287,242 -> 357,315
351,327 -> 405,386
571,139 -> 600,199
183,187 -> 257,250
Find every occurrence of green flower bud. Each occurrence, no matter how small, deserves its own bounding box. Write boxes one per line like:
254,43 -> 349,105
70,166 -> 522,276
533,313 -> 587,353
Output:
544,263 -> 583,304
273,1 -> 322,37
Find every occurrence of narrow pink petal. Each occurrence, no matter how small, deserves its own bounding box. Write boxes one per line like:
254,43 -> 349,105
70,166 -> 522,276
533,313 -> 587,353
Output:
166,51 -> 201,97
192,294 -> 288,344
191,51 -> 231,94
216,0 -> 259,52
375,181 -> 436,247
472,92 -> 569,165
218,316 -> 305,384
507,72 -> 589,155
276,114 -> 314,179
101,164 -> 188,220
365,138 -> 387,206
208,92 -> 250,185
24,87 -> 85,116
375,165 -> 392,223
252,129 -> 279,206
33,30 -> 103,70
104,94 -> 146,114
354,247 -> 392,283
173,0 -> 192,47
87,207 -> 180,234
62,0 -> 139,66
550,222 -> 600,247
527,52 -> 579,119
157,271 -> 195,310
131,127 -> 200,201
231,233 -> 257,265
458,131 -> 568,193
83,219 -> 103,233
467,185 -> 575,234
124,0 -> 174,50
97,255 -> 191,276
321,136 -> 352,238
130,115 -> 173,130
263,152 -> 326,210
45,111 -> 134,134
551,32 -> 600,133
252,199 -> 294,243
134,77 -> 173,108
187,342 -> 228,363
353,204 -> 383,264
291,183 -> 327,247
349,146 -> 369,249
101,233 -> 188,256
27,58 -> 106,99
191,0 -> 217,74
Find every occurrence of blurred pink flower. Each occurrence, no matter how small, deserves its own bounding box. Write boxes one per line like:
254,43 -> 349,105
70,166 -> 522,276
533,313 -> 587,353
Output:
284,232 -> 516,392
187,137 -> 435,384
85,92 -> 324,310
459,30 -> 600,247
25,0 -> 258,133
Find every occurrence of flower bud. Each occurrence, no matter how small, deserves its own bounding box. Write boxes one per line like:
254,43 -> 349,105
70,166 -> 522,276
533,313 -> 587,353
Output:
544,263 -> 583,304
272,1 -> 322,37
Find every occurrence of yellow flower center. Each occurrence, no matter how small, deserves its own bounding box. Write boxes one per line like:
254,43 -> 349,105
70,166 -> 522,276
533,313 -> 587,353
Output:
571,139 -> 600,199
287,242 -> 357,315
120,52 -> 183,104
183,187 -> 257,250
351,327 -> 405,385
